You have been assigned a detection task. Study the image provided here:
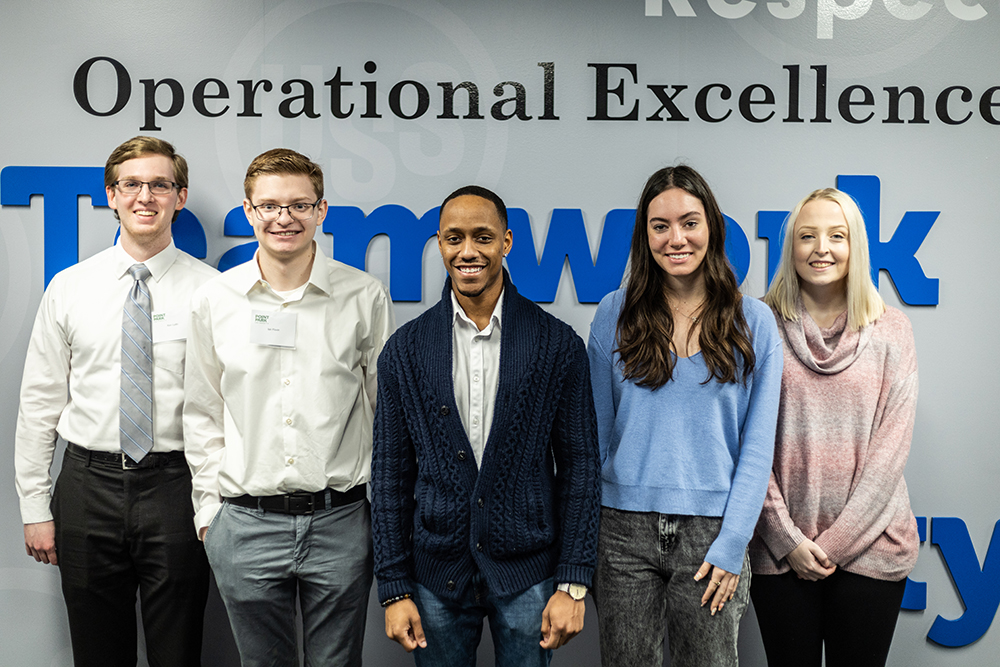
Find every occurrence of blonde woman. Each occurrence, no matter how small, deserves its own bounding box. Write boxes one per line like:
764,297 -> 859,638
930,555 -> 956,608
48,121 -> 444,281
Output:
749,188 -> 919,667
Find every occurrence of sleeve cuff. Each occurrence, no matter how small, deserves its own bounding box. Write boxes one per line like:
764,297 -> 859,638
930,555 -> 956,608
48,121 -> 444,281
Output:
194,502 -> 222,534
20,496 -> 53,524
377,577 -> 416,605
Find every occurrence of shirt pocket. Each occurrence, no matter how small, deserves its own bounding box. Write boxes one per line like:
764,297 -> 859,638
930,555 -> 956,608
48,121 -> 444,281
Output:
153,340 -> 186,376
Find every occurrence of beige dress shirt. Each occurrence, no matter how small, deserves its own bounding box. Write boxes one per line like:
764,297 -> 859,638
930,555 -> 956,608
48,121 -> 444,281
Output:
183,247 -> 395,532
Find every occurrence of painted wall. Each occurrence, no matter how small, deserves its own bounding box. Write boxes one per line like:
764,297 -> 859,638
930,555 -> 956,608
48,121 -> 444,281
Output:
1,1 -> 998,664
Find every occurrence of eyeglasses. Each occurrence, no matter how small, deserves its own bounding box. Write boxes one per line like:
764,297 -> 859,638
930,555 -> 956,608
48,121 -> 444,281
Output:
251,200 -> 322,222
114,180 -> 179,196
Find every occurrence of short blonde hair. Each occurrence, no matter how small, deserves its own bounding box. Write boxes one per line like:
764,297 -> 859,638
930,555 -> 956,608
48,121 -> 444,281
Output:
244,148 -> 324,200
764,188 -> 885,330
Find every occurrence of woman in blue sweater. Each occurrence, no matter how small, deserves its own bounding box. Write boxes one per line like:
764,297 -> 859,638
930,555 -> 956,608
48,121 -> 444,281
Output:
588,165 -> 783,666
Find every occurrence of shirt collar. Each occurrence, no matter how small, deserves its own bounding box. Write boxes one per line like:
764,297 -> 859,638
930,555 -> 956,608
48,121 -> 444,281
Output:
451,287 -> 504,334
235,242 -> 332,297
114,240 -> 179,282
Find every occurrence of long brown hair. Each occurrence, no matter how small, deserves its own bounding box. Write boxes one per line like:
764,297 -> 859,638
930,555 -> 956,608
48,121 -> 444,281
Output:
616,165 -> 755,388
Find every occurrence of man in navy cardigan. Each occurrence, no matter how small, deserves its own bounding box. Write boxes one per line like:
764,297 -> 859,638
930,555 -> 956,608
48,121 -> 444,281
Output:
371,185 -> 601,666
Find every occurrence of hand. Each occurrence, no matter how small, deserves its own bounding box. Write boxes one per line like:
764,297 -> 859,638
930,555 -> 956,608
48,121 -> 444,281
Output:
787,539 -> 837,581
385,598 -> 426,652
24,521 -> 57,565
540,590 -> 585,649
199,526 -> 208,542
694,562 -> 738,616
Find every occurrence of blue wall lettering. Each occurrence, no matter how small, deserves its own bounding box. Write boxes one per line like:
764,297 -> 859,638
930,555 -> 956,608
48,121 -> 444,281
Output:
901,516 -> 928,610
1,166 -> 106,287
927,517 -> 1000,647
2,166 -> 939,305
1,165 -> 207,286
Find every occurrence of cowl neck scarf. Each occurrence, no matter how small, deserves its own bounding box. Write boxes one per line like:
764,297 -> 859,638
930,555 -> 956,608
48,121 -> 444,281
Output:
778,297 -> 874,375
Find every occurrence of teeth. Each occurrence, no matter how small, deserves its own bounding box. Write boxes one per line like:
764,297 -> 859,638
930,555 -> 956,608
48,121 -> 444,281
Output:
135,211 -> 155,217
274,231 -> 298,236
458,266 -> 483,274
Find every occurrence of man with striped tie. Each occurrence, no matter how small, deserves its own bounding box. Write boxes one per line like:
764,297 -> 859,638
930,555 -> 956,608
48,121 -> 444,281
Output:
14,136 -> 217,666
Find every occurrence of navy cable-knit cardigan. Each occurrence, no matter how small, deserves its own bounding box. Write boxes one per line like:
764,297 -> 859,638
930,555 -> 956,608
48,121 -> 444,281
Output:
371,273 -> 601,603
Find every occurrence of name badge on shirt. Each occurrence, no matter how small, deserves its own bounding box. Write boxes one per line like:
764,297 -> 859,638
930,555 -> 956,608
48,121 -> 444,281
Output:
152,311 -> 188,342
250,309 -> 297,348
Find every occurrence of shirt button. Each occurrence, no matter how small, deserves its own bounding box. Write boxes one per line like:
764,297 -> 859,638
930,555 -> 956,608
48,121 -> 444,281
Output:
287,458 -> 294,465
285,418 -> 292,425
440,405 -> 450,416
284,379 -> 291,386
473,374 -> 480,383
457,450 -> 467,461
476,542 -> 483,552
446,580 -> 456,591
477,497 -> 484,508
472,416 -> 479,425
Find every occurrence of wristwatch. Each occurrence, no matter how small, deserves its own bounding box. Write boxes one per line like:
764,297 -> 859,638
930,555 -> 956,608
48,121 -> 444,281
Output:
557,582 -> 588,600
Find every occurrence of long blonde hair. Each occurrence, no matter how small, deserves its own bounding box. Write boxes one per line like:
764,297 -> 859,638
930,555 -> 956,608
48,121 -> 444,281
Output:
764,188 -> 884,330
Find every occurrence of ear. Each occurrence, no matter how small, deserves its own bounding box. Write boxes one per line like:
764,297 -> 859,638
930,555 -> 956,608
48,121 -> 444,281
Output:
174,187 -> 188,210
503,228 -> 513,256
314,198 -> 328,225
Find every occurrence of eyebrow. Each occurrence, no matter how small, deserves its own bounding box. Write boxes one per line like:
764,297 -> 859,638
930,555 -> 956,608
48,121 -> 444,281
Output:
441,226 -> 497,235
649,211 -> 701,223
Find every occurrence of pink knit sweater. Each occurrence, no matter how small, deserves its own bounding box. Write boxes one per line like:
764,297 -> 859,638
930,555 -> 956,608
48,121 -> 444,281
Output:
749,302 -> 919,582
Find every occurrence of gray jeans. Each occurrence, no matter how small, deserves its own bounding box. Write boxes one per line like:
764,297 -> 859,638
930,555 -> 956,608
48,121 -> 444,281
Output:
594,507 -> 750,667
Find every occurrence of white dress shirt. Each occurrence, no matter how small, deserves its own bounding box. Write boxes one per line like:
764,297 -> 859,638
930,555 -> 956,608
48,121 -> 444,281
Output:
15,242 -> 219,524
450,289 -> 503,468
183,247 -> 395,532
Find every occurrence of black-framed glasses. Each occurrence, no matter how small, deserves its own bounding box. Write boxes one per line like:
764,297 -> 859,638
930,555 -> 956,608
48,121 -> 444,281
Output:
251,199 -> 322,222
113,180 -> 179,196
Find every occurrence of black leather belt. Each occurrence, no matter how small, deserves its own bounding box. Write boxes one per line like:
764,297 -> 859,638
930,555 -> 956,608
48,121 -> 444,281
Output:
67,442 -> 186,470
225,484 -> 367,515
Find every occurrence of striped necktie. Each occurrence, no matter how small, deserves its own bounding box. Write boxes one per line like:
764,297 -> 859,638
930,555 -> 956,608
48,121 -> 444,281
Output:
120,263 -> 153,463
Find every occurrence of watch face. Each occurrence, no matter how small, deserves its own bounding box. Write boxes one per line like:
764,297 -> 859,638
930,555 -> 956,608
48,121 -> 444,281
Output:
569,583 -> 587,600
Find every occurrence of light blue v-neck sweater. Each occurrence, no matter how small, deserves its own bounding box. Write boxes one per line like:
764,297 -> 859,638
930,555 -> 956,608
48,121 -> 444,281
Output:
588,288 -> 783,573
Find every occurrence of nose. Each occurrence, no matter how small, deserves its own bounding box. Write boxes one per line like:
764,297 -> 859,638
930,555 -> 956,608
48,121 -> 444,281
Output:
815,237 -> 829,255
667,225 -> 685,246
459,237 -> 477,258
136,182 -> 155,201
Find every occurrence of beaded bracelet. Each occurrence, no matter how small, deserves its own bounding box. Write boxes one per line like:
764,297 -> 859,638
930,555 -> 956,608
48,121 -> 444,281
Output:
381,593 -> 413,608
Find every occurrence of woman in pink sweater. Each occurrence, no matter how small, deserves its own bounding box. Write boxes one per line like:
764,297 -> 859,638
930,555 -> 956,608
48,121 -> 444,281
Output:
749,188 -> 919,667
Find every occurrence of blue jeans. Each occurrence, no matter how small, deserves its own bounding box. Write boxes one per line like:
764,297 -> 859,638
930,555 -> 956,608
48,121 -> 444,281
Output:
413,574 -> 553,667
594,508 -> 750,667
205,497 -> 373,667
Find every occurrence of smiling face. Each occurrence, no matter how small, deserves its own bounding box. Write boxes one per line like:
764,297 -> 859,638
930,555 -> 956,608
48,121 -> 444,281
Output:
646,187 -> 709,287
437,194 -> 512,304
244,173 -> 326,263
106,154 -> 187,253
793,198 -> 850,293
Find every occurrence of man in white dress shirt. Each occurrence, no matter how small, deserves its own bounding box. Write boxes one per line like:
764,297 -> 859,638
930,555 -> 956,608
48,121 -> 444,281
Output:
184,148 -> 395,667
14,136 -> 215,666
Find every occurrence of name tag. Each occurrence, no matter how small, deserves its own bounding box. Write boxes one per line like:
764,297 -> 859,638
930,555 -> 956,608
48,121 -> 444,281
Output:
250,309 -> 297,348
152,310 -> 188,342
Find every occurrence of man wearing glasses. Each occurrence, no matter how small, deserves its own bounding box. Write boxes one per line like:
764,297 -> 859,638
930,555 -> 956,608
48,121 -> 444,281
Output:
184,148 -> 394,666
15,136 -> 215,666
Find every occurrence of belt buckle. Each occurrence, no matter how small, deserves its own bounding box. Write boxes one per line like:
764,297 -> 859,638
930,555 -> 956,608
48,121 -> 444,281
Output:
121,453 -> 142,470
284,492 -> 315,515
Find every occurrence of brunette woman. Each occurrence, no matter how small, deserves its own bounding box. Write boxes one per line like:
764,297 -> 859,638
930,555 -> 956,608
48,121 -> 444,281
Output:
749,188 -> 919,667
588,166 -> 783,666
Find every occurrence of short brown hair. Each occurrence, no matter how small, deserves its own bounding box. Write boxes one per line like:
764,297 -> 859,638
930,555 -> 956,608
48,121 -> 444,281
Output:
244,148 -> 324,200
105,136 -> 188,189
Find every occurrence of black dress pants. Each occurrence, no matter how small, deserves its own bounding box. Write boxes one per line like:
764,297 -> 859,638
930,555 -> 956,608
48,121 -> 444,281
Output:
751,569 -> 907,667
52,444 -> 209,667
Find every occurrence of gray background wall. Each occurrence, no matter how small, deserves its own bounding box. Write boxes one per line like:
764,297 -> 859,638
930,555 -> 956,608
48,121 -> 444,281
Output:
1,1 -> 997,664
